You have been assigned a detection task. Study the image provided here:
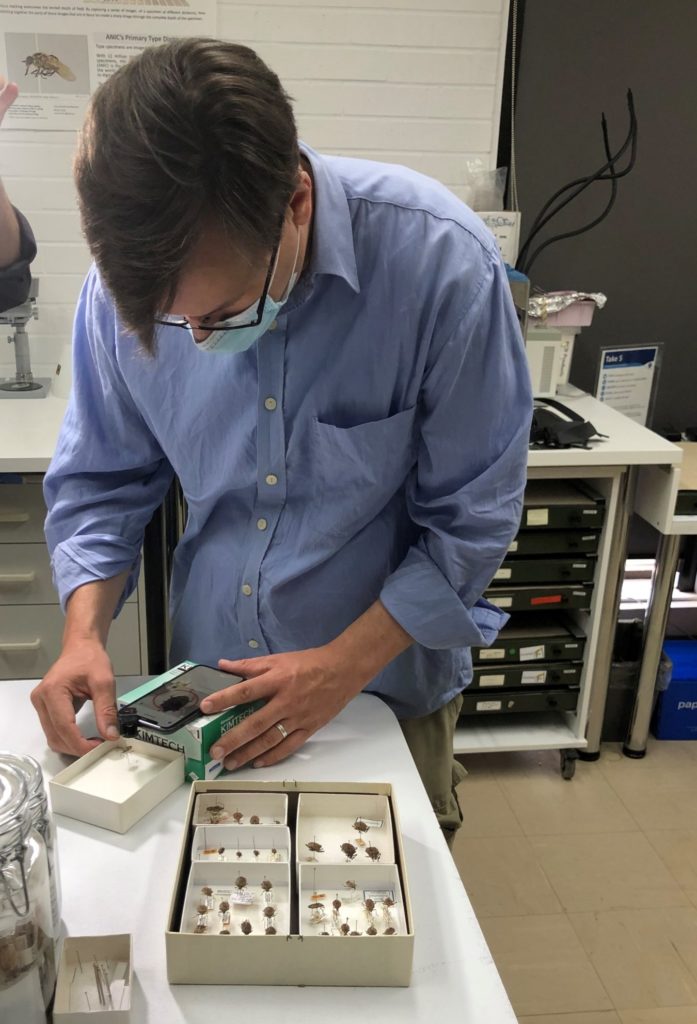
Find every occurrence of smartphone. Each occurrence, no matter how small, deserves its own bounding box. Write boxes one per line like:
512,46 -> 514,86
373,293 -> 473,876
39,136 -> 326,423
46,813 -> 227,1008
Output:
119,664 -> 242,734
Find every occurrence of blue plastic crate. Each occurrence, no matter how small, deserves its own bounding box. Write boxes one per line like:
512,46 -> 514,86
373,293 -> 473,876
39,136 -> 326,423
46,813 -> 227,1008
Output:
653,678 -> 697,740
662,640 -> 697,681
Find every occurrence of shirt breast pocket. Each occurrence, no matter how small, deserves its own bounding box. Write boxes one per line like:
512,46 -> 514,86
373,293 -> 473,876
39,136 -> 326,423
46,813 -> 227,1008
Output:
306,405 -> 418,542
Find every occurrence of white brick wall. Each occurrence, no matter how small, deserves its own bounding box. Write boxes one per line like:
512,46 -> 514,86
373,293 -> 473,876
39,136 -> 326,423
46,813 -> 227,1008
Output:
0,0 -> 509,373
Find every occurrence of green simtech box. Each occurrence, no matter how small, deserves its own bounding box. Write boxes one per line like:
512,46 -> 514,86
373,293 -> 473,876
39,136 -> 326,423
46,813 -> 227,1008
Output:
118,662 -> 264,781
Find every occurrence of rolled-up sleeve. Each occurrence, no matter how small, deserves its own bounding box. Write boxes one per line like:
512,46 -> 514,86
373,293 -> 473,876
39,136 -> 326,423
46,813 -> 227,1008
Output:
379,248 -> 532,649
44,266 -> 174,614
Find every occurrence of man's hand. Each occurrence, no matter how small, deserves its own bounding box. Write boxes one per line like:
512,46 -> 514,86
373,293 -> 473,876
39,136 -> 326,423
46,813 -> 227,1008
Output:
31,640 -> 120,757
201,646 -> 367,770
0,76 -> 19,126
201,600 -> 413,770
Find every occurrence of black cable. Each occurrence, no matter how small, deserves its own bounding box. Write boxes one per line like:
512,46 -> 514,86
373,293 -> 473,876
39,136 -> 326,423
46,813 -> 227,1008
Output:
521,107 -> 626,276
516,89 -> 636,272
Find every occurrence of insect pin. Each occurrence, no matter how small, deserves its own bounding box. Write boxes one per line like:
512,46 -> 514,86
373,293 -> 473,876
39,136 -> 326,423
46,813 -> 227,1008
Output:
232,810 -> 244,824
363,898 -> 376,918
339,921 -> 351,936
365,844 -> 381,862
340,842 -> 357,862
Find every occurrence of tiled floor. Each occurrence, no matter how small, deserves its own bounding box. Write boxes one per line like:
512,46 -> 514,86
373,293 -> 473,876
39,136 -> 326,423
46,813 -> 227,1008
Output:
452,738 -> 697,1024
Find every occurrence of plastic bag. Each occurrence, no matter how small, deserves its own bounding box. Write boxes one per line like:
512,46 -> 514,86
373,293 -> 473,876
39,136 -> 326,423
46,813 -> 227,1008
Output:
462,160 -> 507,211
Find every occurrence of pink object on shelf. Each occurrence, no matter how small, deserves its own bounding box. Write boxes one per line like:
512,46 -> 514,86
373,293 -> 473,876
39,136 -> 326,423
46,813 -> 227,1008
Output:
536,293 -> 596,328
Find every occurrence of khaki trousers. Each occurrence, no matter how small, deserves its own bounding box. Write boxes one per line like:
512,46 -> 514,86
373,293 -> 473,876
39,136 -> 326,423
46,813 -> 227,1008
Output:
399,692 -> 466,848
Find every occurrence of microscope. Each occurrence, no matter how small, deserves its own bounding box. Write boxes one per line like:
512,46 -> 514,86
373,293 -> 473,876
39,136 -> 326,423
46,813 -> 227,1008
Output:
0,277 -> 51,398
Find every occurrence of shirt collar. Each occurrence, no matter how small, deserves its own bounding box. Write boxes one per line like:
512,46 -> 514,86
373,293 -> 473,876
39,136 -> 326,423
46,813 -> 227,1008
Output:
300,142 -> 360,294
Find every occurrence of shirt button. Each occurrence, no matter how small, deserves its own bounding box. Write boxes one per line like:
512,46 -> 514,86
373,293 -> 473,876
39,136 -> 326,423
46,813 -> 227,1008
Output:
248,639 -> 259,649
264,397 -> 277,411
257,518 -> 268,531
241,583 -> 253,596
265,474 -> 278,486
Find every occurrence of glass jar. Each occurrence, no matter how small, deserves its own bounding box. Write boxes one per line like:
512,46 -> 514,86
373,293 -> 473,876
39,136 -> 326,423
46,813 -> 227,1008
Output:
0,753 -> 61,934
0,761 -> 56,1023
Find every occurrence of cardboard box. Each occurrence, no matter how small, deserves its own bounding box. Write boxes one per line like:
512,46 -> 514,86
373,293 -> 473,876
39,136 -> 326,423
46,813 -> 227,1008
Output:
49,738 -> 184,834
117,662 -> 263,781
53,934 -> 132,1022
166,781 -> 414,987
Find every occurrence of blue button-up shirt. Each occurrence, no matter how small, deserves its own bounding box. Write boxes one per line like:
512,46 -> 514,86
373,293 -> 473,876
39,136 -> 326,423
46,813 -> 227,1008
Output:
44,144 -> 532,719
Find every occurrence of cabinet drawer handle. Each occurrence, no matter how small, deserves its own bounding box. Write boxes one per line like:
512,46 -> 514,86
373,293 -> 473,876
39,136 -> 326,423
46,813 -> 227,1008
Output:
0,512 -> 30,524
0,572 -> 36,585
0,639 -> 41,652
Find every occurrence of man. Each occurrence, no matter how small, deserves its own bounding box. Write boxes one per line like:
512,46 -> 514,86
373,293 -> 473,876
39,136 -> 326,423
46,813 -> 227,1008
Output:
32,39 -> 532,843
0,76 -> 37,311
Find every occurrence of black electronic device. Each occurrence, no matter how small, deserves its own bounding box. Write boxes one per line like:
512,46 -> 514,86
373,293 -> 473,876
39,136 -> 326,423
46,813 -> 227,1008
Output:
117,664 -> 241,734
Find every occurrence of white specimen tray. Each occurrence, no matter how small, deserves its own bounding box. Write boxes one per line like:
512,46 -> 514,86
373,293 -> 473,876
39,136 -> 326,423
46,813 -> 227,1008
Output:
192,790 -> 287,826
49,739 -> 184,834
191,824 -> 290,863
296,792 -> 394,865
181,861 -> 290,937
299,864 -> 406,937
53,934 -> 132,1023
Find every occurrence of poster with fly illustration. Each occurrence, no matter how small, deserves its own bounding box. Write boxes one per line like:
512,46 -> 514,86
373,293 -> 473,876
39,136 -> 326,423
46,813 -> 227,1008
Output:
0,0 -> 216,131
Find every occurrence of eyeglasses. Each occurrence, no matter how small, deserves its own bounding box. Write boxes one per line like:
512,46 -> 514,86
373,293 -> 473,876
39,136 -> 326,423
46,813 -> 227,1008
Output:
154,239 -> 280,333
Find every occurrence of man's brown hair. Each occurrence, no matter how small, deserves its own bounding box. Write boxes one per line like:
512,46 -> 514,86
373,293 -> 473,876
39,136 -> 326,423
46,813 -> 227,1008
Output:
74,38 -> 299,353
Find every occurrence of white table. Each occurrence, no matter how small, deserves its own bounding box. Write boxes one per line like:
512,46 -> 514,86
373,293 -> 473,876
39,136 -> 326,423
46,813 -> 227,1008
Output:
0,681 -> 517,1023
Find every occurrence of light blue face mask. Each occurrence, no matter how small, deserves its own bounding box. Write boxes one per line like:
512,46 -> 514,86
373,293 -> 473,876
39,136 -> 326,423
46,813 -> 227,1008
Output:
192,232 -> 300,355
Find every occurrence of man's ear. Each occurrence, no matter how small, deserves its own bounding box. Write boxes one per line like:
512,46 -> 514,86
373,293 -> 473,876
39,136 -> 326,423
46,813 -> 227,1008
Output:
289,169 -> 312,228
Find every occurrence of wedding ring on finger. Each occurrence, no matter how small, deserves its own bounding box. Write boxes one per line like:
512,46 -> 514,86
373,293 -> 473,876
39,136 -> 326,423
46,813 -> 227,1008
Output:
275,722 -> 289,741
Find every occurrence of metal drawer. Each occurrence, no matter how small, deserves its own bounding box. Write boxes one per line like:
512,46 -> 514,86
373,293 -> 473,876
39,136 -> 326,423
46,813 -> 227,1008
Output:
460,687 -> 580,716
0,544 -> 136,605
0,483 -> 47,544
507,530 -> 600,556
473,661 -> 583,690
491,557 -> 596,585
473,613 -> 586,664
485,584 -> 593,612
0,604 -> 141,679
522,480 -> 605,530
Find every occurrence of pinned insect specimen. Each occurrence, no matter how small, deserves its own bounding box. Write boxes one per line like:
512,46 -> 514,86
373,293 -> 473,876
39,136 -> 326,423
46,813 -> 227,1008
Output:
218,847 -> 226,860
240,920 -> 253,935
305,838 -> 324,860
349,927 -> 362,936
22,53 -> 77,81
265,925 -> 277,935
194,920 -> 207,934
363,898 -> 376,920
340,842 -> 357,862
353,817 -> 370,846
196,903 -> 209,916
206,802 -> 225,824
366,925 -> 378,936
220,909 -> 231,928
345,880 -> 357,891
332,896 -> 342,917
235,876 -> 248,891
269,846 -> 282,862
308,901 -> 326,925
250,815 -> 260,825
262,906 -> 277,921
382,897 -> 396,911
220,929 -> 230,935
384,926 -> 396,935
202,848 -> 219,857
339,921 -> 351,936
365,845 -> 381,862
232,811 -> 244,824
253,849 -> 260,860
218,900 -> 230,914
307,901 -> 324,910
261,879 -> 273,893
200,886 -> 214,909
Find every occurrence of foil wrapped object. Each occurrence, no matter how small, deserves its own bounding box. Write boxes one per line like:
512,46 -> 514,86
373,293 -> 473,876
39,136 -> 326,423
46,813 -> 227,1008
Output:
528,291 -> 607,319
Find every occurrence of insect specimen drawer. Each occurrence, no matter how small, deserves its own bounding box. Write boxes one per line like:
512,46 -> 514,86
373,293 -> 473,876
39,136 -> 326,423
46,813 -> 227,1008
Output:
166,780 -> 414,987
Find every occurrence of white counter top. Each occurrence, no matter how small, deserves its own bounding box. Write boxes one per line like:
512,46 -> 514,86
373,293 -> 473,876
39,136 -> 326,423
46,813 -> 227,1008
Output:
527,392 -> 682,468
1,682 -> 518,1023
0,393 -> 67,472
